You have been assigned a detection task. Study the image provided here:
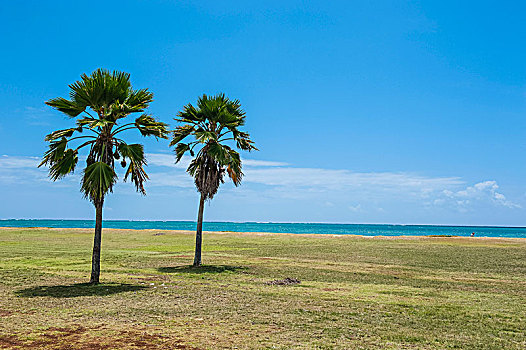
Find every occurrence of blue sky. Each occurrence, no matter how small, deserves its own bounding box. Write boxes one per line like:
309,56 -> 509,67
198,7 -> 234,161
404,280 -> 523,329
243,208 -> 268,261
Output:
1,1 -> 525,226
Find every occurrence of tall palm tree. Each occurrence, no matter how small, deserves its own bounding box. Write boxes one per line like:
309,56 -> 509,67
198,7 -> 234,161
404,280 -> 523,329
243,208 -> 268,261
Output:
170,94 -> 257,266
39,69 -> 168,284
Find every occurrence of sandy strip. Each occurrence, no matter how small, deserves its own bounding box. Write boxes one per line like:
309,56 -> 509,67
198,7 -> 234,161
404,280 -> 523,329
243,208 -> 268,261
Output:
1,226 -> 525,242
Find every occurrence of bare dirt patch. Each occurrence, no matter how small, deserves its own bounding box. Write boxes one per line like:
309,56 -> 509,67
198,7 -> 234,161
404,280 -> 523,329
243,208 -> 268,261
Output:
1,325 -> 201,350
266,277 -> 301,286
0,335 -> 23,348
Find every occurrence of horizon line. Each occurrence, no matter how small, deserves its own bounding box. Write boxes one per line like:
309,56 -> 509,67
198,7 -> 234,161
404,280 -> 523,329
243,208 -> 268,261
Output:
1,218 -> 525,229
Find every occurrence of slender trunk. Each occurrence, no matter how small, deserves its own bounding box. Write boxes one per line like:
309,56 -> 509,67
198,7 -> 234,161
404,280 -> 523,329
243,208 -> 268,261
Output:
193,194 -> 206,267
89,198 -> 104,284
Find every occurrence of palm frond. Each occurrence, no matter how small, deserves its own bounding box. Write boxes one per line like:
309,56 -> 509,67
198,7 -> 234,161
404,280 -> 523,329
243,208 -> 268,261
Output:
124,160 -> 148,195
117,143 -> 144,163
134,114 -> 169,139
46,97 -> 85,117
177,104 -> 204,123
48,149 -> 78,180
44,127 -> 82,141
125,89 -> 154,113
39,137 -> 68,167
194,130 -> 218,144
87,119 -> 114,129
235,136 -> 258,151
71,69 -> 131,111
206,142 -> 230,165
227,129 -> 257,151
170,125 -> 195,146
189,154 -> 225,200
225,148 -> 243,186
81,161 -> 117,203
118,143 -> 149,194
175,143 -> 190,162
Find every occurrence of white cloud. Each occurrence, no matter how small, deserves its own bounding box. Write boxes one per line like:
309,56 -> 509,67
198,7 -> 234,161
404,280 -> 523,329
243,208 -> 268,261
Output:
0,155 -> 40,168
0,155 -> 47,184
0,155 -> 83,186
146,153 -> 288,169
441,180 -> 521,209
146,153 -> 189,169
147,171 -> 194,188
21,106 -> 54,126
242,159 -> 288,167
1,155 -> 521,214
130,154 -> 469,206
348,204 -> 362,212
242,167 -> 462,191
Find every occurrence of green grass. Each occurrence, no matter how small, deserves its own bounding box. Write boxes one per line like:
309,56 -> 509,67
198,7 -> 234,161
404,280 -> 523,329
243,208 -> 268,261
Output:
1,228 -> 525,349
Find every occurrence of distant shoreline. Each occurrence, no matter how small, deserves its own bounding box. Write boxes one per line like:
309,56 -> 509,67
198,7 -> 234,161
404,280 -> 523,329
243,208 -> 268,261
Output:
2,227 -> 526,241
2,219 -> 526,238
1,219 -> 525,229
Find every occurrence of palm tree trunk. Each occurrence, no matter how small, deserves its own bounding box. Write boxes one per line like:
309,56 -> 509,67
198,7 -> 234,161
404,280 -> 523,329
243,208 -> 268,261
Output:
193,194 -> 205,267
89,199 -> 104,284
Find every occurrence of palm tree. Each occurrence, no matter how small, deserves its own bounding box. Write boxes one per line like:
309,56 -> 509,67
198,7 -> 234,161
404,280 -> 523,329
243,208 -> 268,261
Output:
39,69 -> 168,284
170,94 -> 257,266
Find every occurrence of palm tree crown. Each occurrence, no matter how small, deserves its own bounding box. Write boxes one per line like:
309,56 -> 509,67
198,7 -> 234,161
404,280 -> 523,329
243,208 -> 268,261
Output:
40,69 -> 168,202
170,93 -> 257,199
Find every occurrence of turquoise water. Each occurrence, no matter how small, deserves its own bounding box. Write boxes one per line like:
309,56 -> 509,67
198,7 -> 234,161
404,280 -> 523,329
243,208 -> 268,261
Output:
1,220 -> 526,238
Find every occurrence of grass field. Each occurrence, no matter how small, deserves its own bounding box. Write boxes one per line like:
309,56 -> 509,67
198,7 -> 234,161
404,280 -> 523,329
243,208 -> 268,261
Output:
0,227 -> 525,349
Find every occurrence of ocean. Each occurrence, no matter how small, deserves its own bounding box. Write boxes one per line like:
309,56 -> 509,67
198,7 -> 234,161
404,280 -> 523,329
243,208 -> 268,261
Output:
1,220 -> 525,238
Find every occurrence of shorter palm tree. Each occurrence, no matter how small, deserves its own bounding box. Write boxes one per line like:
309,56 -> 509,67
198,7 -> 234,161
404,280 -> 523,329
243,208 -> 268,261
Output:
40,69 -> 168,283
170,93 -> 257,266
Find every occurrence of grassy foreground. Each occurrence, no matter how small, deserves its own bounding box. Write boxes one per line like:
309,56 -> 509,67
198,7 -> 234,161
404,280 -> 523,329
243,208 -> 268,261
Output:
0,228 -> 525,349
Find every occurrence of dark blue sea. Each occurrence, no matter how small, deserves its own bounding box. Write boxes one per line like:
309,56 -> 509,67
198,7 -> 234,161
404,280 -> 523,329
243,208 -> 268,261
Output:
1,220 -> 525,238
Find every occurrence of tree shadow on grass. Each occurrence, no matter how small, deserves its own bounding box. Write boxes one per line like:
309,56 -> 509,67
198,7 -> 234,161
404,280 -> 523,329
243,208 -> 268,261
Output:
158,264 -> 247,274
15,283 -> 148,298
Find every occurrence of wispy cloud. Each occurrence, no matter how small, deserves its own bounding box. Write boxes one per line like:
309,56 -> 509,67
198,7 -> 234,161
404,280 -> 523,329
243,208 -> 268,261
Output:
0,155 -> 47,184
348,204 -> 362,212
148,171 -> 194,188
242,167 -> 462,191
145,153 -> 464,197
0,155 -> 40,168
146,153 -> 189,169
1,154 -> 521,213
146,153 -> 288,169
20,106 -> 54,127
242,159 -> 288,167
440,181 -> 521,210
0,155 -> 81,186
